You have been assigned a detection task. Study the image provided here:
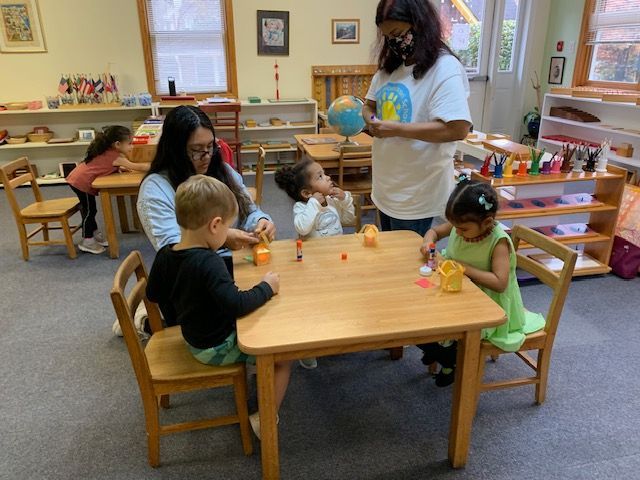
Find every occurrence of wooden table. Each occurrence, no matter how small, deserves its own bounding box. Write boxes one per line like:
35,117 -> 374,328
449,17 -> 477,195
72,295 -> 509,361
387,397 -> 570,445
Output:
91,172 -> 145,258
234,231 -> 506,479
293,132 -> 373,168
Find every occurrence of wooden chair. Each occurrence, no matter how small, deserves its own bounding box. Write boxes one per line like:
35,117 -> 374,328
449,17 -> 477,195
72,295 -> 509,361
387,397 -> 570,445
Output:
0,157 -> 80,260
338,145 -> 375,216
342,193 -> 363,233
110,251 -> 252,467
474,225 -> 577,411
319,127 -> 336,134
246,146 -> 265,205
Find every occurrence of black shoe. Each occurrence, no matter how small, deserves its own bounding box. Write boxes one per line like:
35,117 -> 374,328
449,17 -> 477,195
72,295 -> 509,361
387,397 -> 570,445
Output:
419,343 -> 440,366
438,342 -> 458,369
435,368 -> 455,387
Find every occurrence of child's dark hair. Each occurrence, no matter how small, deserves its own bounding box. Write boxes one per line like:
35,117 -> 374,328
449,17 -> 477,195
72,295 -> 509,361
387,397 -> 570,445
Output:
84,125 -> 131,163
274,159 -> 314,202
445,177 -> 499,224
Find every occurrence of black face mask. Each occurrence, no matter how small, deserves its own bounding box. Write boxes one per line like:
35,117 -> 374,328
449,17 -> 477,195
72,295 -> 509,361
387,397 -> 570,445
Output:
387,29 -> 416,60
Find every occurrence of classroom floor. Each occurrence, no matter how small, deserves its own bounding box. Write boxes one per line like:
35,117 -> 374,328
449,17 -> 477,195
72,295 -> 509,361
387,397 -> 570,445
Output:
1,175 -> 639,480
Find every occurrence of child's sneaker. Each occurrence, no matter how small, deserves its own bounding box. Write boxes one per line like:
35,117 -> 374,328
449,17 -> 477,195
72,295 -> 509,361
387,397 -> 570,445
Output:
298,357 -> 318,369
435,367 -> 455,387
78,237 -> 106,254
93,230 -> 109,247
249,412 -> 279,440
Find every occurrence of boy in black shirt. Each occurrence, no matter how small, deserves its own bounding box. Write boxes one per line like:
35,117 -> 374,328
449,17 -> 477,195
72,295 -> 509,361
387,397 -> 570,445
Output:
147,174 -> 291,439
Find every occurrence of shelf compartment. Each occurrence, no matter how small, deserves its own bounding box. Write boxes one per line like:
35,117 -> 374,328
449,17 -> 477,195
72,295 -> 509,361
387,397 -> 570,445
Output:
472,169 -> 624,186
0,141 -> 91,150
528,252 -> 611,276
538,138 -> 640,169
497,193 -> 617,220
512,223 -> 610,249
541,115 -> 640,139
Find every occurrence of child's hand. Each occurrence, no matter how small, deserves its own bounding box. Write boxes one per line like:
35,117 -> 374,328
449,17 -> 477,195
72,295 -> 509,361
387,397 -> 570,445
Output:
311,192 -> 326,204
262,271 -> 280,295
329,186 -> 346,200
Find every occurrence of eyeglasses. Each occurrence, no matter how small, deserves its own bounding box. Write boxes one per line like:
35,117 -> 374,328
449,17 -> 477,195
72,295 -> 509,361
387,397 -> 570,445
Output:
189,144 -> 220,162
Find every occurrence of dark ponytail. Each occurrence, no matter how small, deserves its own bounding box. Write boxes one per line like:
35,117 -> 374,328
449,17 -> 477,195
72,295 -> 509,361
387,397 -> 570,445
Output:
274,159 -> 313,202
445,178 -> 499,224
84,125 -> 131,163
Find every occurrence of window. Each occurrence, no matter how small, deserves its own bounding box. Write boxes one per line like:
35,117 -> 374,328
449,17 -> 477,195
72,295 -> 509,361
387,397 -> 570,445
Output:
438,0 -> 486,74
137,0 -> 237,97
574,0 -> 640,90
497,0 -> 519,73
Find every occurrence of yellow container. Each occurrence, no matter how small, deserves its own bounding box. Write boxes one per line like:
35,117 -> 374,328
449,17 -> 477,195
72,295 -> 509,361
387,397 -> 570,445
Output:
438,260 -> 465,292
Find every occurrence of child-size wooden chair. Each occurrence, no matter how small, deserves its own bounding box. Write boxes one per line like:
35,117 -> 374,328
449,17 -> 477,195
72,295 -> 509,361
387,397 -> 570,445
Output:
338,145 -> 375,218
474,224 -> 577,411
247,146 -> 265,206
0,157 -> 80,260
110,251 -> 252,467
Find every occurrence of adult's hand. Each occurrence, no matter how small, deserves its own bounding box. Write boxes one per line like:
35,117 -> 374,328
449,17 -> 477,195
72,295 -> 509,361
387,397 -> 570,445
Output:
225,228 -> 259,250
254,218 -> 276,242
368,119 -> 403,139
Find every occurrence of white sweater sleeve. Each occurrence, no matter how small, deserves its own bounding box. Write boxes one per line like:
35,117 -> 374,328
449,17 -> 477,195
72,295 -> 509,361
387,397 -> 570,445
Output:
331,191 -> 356,226
293,199 -> 322,236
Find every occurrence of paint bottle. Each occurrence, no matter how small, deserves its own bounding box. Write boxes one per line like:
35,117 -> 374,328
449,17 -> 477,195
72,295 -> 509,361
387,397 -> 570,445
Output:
296,239 -> 303,261
427,243 -> 437,270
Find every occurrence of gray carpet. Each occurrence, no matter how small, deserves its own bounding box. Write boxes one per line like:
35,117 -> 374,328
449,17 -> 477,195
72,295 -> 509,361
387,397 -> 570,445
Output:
1,174 -> 639,480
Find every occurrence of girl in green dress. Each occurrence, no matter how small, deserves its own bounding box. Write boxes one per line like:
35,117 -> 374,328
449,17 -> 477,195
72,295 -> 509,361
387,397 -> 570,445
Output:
418,176 -> 545,386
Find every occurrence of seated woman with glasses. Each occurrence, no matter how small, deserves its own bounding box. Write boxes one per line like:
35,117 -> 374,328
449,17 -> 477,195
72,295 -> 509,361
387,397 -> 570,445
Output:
137,105 -> 276,277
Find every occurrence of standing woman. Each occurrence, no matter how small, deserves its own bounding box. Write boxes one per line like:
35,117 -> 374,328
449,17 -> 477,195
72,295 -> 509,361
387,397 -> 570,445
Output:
363,0 -> 472,236
137,105 -> 276,265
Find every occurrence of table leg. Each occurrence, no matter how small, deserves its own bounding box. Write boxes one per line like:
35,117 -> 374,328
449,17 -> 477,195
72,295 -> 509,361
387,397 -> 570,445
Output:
116,196 -> 130,233
99,191 -> 119,259
257,355 -> 280,480
448,330 -> 481,468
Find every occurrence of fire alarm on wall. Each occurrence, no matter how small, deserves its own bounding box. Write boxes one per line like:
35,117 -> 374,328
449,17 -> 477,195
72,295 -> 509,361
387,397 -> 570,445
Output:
557,41 -> 564,52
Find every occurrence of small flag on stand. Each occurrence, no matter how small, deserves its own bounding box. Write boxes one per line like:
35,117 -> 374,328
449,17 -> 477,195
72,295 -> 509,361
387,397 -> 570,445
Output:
58,75 -> 69,95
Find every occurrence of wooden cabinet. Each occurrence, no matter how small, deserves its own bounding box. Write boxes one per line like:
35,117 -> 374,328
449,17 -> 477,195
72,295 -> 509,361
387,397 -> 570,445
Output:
472,165 -> 627,276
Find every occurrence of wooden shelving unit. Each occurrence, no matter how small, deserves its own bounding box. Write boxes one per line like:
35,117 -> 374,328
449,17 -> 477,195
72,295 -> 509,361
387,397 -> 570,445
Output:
472,165 -> 627,277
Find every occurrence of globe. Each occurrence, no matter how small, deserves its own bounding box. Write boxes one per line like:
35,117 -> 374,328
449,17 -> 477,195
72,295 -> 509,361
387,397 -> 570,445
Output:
327,95 -> 365,142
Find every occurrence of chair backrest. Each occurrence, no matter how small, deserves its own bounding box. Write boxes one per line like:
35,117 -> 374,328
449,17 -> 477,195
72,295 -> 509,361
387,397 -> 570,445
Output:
338,145 -> 372,187
319,127 -> 335,134
110,251 -> 164,397
254,147 -> 266,206
341,193 -> 362,232
510,225 -> 578,340
0,157 -> 43,220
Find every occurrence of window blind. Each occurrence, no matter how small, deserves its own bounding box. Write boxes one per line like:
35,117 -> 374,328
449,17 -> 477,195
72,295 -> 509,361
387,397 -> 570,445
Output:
145,0 -> 228,94
587,0 -> 640,45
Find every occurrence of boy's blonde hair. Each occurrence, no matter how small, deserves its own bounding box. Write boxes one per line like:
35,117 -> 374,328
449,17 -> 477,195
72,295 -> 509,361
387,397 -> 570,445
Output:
175,174 -> 238,230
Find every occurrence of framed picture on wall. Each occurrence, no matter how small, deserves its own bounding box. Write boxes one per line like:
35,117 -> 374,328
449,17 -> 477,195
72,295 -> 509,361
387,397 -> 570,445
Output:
332,19 -> 360,44
0,0 -> 46,53
548,57 -> 565,85
257,10 -> 289,56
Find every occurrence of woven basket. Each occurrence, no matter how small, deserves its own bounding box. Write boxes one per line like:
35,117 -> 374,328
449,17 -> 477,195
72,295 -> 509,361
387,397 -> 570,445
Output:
6,136 -> 28,144
27,132 -> 54,143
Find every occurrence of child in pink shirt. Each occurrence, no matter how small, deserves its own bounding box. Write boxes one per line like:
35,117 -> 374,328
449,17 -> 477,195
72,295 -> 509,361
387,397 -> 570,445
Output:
67,126 -> 148,254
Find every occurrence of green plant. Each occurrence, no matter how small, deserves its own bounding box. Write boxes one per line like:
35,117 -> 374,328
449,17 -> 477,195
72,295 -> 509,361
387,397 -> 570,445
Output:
523,107 -> 540,126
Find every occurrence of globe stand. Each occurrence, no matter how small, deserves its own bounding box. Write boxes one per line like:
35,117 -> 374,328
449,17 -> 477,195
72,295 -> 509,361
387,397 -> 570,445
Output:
333,136 -> 359,151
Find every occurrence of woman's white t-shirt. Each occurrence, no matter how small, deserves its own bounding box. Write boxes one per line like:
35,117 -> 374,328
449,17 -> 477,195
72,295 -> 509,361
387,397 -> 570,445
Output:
365,54 -> 471,220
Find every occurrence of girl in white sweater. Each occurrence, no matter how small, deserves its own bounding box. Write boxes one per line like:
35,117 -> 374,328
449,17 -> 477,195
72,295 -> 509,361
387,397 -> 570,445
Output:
275,159 -> 355,240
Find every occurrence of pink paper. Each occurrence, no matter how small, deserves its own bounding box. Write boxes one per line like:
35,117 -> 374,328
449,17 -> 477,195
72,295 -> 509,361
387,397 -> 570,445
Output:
415,278 -> 434,289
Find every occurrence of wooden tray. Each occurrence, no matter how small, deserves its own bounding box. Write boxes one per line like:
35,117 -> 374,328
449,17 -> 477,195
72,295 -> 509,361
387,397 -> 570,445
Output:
481,139 -> 530,159
549,106 -> 600,122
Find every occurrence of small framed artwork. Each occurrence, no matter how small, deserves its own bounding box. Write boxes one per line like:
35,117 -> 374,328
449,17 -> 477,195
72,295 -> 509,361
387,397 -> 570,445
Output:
59,162 -> 78,178
257,10 -> 289,56
77,129 -> 96,142
548,57 -> 565,85
0,0 -> 47,53
332,19 -> 360,44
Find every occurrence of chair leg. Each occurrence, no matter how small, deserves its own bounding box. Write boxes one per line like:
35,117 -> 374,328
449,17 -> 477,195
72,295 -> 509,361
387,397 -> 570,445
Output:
17,222 -> 29,261
147,405 -> 161,467
61,218 -> 77,259
473,354 -> 487,418
41,223 -> 49,241
490,354 -> 499,362
159,395 -> 170,409
388,347 -> 403,360
233,370 -> 253,456
535,348 -> 551,405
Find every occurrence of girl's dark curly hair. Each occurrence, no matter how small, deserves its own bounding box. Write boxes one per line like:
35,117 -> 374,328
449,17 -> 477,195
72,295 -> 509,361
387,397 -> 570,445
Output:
274,159 -> 314,202
84,125 -> 130,163
374,0 -> 456,80
445,177 -> 499,224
